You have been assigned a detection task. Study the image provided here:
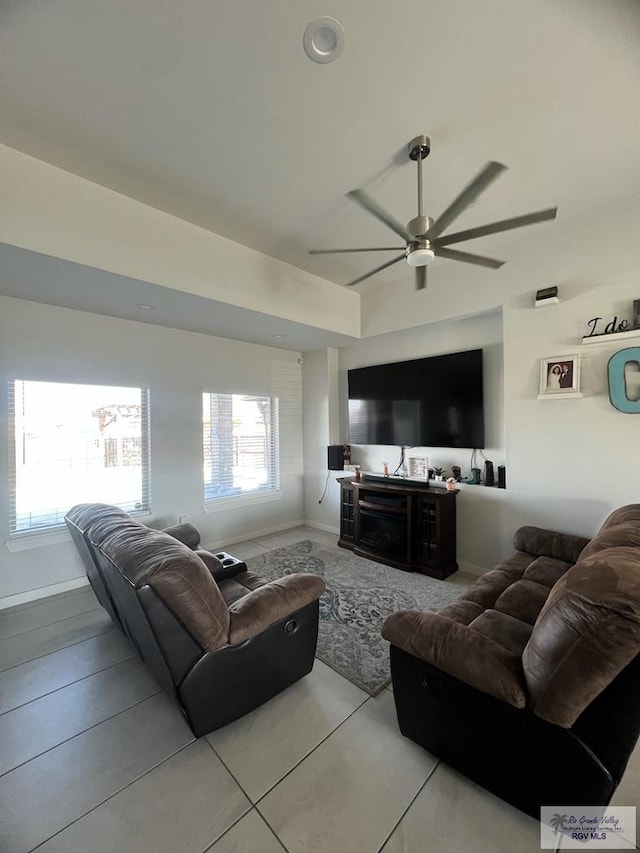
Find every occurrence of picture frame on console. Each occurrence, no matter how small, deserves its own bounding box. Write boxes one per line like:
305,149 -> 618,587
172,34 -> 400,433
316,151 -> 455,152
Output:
407,456 -> 429,479
538,354 -> 582,399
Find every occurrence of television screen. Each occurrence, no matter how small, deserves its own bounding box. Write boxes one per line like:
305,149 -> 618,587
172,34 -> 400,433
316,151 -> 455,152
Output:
347,349 -> 484,448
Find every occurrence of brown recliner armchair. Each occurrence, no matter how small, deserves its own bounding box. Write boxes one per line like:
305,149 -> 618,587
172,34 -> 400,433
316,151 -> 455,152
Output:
65,503 -> 324,736
382,505 -> 640,819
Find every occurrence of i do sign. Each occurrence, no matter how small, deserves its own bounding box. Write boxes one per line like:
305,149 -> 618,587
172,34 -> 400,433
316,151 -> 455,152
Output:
608,347 -> 640,413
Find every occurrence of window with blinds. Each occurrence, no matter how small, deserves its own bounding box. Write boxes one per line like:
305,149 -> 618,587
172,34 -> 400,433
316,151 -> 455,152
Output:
203,392 -> 279,503
8,380 -> 151,534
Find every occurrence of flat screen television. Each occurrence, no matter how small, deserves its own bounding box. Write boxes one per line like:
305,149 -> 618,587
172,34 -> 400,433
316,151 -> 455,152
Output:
347,348 -> 484,448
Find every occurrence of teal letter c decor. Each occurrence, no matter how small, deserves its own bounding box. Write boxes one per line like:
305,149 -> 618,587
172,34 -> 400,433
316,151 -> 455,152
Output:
608,347 -> 640,413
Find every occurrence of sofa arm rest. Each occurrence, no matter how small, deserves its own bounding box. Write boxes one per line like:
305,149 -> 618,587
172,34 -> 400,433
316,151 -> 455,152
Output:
513,526 -> 589,564
194,549 -> 249,583
382,610 -> 527,708
228,574 -> 325,644
161,522 -> 201,550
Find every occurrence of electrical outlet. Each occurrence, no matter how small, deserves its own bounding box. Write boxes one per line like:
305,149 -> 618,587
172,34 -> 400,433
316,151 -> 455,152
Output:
178,514 -> 187,524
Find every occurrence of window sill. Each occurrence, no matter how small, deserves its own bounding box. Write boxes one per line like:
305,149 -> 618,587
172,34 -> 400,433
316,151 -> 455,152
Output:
5,511 -> 153,552
203,490 -> 282,514
6,528 -> 72,553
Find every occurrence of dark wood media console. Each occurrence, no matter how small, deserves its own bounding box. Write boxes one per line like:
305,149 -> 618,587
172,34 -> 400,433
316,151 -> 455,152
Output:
337,476 -> 458,579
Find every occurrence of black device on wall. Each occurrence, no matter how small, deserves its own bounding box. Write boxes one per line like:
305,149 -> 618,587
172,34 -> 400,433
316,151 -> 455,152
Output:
328,444 -> 351,470
347,349 -> 485,449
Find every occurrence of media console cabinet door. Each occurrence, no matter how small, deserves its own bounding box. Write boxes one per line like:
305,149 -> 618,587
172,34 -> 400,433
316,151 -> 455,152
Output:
414,492 -> 458,578
338,480 -> 356,547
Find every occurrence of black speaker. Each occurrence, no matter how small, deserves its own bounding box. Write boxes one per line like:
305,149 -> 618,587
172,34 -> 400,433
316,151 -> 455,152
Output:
328,444 -> 350,470
484,460 -> 494,487
497,465 -> 506,489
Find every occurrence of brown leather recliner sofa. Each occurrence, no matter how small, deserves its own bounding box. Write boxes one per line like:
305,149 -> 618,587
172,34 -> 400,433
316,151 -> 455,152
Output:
382,504 -> 640,819
65,503 -> 325,736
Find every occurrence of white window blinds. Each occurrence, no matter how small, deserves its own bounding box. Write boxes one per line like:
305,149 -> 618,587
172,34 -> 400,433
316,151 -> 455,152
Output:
8,380 -> 151,534
203,392 -> 279,503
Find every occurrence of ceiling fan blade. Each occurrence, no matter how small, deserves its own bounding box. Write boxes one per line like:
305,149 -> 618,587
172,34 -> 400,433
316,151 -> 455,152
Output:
345,254 -> 406,287
428,161 -> 507,239
436,247 -> 504,269
309,246 -> 405,254
347,189 -> 413,242
436,207 -> 558,247
415,266 -> 427,290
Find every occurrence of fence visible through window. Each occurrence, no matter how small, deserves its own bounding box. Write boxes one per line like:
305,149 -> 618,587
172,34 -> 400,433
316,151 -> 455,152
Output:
203,392 -> 279,502
9,380 -> 150,534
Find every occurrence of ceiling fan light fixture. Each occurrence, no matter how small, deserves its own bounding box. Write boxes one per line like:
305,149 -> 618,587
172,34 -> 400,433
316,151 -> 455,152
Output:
406,246 -> 435,267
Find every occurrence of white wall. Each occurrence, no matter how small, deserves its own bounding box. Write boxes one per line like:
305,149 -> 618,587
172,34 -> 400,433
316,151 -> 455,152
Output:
301,348 -> 342,531
302,312 -> 507,571
0,296 -> 304,600
501,272 -> 640,541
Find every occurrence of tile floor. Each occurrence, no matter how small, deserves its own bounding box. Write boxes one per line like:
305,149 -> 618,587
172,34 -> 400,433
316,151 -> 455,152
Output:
0,525 -> 637,853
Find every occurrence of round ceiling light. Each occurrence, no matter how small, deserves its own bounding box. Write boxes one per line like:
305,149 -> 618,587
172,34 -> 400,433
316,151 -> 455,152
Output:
303,17 -> 345,64
406,247 -> 436,267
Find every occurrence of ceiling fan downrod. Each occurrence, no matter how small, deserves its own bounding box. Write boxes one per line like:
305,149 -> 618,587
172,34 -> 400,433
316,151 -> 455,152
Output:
407,135 -> 433,239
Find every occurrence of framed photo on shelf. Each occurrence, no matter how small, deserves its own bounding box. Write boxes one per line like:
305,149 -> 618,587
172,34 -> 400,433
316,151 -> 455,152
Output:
407,456 -> 428,479
538,354 -> 582,399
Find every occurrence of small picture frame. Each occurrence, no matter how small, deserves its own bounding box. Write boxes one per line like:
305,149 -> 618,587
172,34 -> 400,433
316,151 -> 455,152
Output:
538,354 -> 582,399
407,456 -> 429,479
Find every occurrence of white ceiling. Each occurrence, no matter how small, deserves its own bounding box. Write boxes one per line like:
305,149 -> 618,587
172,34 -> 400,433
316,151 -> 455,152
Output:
0,242 -> 358,351
1,0 -> 639,328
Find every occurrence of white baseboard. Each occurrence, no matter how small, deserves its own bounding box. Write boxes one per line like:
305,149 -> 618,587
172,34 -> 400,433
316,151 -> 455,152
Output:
203,518 -> 308,551
0,576 -> 89,611
457,560 -> 488,578
303,519 -> 339,534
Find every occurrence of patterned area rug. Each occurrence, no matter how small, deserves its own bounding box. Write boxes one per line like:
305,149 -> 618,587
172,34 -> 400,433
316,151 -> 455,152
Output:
246,540 -> 463,695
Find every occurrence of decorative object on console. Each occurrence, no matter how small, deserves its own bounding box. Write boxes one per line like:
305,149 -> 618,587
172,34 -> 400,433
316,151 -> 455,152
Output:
407,456 -> 428,479
450,465 -> 462,481
497,465 -> 506,489
483,460 -> 494,486
534,285 -> 559,307
538,354 -> 582,399
432,466 -> 445,481
608,347 -> 640,414
445,478 -> 457,491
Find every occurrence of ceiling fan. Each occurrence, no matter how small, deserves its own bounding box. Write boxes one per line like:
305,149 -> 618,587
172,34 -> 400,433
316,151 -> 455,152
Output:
310,135 -> 557,290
